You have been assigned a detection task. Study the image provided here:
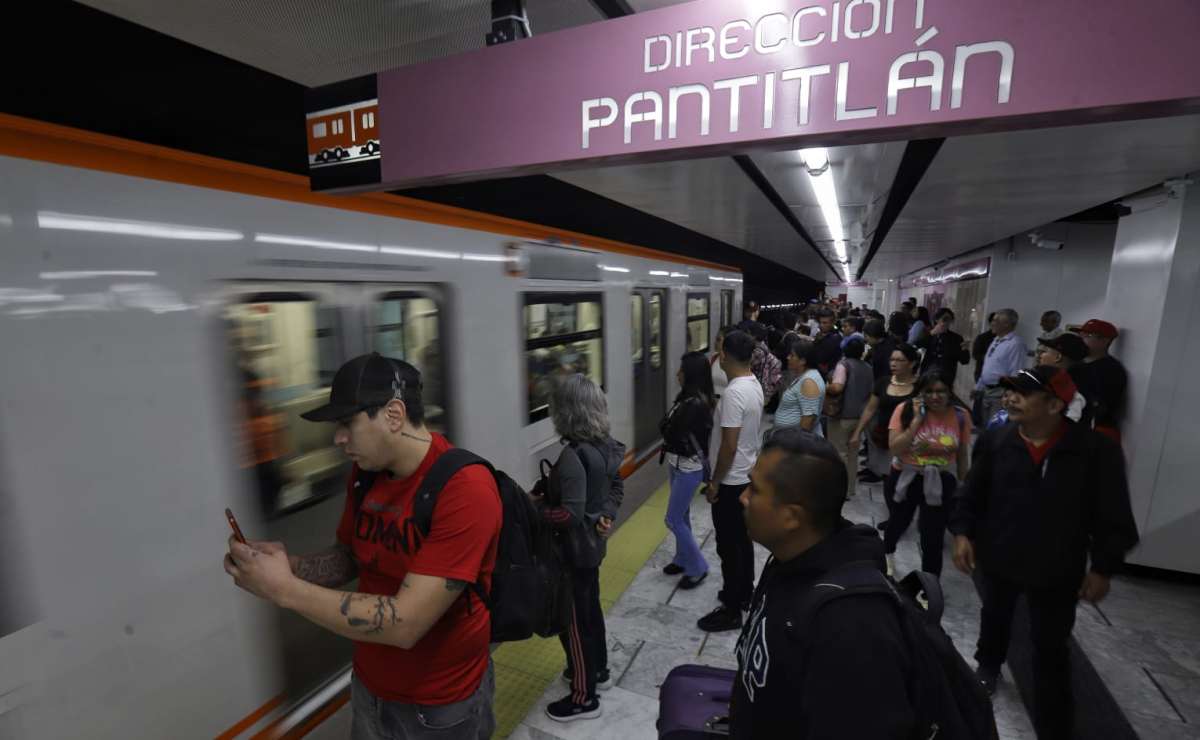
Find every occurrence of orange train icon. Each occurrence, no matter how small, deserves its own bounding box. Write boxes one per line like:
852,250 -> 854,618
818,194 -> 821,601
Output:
306,99 -> 380,168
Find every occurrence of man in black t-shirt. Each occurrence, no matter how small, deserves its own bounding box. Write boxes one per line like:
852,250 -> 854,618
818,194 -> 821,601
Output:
863,319 -> 895,382
1073,319 -> 1127,444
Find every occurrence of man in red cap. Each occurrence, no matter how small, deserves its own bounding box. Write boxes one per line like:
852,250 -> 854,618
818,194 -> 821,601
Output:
950,365 -> 1139,739
1074,319 -> 1127,443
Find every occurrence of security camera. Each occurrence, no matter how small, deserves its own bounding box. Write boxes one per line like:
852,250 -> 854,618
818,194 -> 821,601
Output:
1027,232 -> 1064,251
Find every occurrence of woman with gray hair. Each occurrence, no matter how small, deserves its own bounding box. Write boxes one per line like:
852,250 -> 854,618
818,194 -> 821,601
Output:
537,373 -> 626,722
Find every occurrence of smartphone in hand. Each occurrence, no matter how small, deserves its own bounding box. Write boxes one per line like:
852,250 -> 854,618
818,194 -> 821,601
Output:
225,507 -> 247,545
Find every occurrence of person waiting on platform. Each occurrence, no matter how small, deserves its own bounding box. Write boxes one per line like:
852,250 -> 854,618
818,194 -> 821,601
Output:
974,309 -> 1026,426
921,308 -> 971,388
839,315 -> 865,350
849,343 -> 920,528
699,330 -> 764,633
908,305 -> 932,346
883,370 -> 971,578
224,353 -> 501,740
811,308 -> 843,378
1035,333 -> 1092,426
745,321 -> 783,407
950,366 -> 1139,738
659,351 -> 715,590
540,373 -> 625,722
773,341 -> 825,436
824,338 -> 875,499
1074,319 -> 1128,444
729,430 -> 914,739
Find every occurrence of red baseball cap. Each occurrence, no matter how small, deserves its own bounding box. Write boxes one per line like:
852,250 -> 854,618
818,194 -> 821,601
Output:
1075,319 -> 1119,339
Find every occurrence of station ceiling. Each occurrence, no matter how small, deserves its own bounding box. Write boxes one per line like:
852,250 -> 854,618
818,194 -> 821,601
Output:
75,0 -> 1200,286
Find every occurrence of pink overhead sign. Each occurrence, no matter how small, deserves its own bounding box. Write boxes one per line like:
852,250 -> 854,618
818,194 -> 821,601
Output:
362,0 -> 1200,190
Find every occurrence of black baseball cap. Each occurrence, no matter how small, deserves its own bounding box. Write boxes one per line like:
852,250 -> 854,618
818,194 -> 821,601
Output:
999,366 -> 1077,404
300,352 -> 422,422
1039,333 -> 1087,362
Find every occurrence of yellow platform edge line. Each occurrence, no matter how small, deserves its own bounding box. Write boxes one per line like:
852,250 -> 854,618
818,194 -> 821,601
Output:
491,482 -> 672,738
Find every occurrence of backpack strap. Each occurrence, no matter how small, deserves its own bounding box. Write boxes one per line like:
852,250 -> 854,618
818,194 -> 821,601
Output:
410,448 -> 493,538
789,560 -> 899,638
351,466 -> 379,516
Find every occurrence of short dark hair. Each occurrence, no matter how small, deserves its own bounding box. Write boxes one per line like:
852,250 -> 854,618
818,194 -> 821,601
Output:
722,330 -> 755,364
762,429 -> 846,533
816,308 -> 835,320
893,342 -> 921,364
844,338 -> 866,360
863,319 -> 886,339
790,338 -> 819,369
934,307 -> 955,322
842,316 -> 864,333
745,321 -> 768,342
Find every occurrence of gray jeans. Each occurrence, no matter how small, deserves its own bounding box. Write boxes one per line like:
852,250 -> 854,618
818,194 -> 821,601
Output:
350,660 -> 495,740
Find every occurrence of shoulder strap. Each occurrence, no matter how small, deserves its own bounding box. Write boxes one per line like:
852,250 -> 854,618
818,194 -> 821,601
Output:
410,448 -> 493,538
352,467 -> 379,515
791,560 -> 899,636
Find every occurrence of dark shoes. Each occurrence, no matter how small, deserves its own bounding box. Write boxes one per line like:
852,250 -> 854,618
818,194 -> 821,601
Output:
697,605 -> 743,632
679,572 -> 708,590
976,664 -> 1000,696
663,563 -> 685,576
546,695 -> 602,722
858,469 -> 883,483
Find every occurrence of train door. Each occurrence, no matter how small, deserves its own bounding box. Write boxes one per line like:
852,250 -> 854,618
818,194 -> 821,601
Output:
632,288 -> 667,452
720,289 -> 735,328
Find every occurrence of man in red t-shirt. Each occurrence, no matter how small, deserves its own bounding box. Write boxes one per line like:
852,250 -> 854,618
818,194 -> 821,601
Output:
224,353 -> 501,739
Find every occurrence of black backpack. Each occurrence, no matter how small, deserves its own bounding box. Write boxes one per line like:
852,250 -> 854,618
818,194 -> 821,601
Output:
788,562 -> 999,740
352,448 -> 570,643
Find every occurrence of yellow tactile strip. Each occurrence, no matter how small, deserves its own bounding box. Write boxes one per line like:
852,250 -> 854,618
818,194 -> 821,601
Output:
491,483 -> 671,738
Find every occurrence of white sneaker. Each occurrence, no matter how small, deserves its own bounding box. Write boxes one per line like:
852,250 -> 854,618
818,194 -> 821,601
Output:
885,554 -> 895,578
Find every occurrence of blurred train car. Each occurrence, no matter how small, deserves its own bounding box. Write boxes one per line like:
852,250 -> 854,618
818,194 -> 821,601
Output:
0,115 -> 741,739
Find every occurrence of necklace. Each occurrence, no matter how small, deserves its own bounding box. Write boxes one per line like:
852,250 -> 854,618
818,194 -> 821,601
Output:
891,376 -> 914,386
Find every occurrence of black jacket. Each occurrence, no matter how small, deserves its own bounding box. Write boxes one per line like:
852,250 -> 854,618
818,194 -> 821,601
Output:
868,336 -> 897,381
949,422 -> 1139,587
731,522 -> 915,740
922,330 -> 970,386
660,394 -> 713,463
813,330 -> 844,378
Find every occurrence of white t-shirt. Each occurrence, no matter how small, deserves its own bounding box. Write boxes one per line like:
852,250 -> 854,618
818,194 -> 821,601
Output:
717,375 -> 764,486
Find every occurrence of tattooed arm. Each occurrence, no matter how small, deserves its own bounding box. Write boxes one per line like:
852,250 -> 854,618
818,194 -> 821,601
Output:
289,545 -> 357,588
276,571 -> 471,650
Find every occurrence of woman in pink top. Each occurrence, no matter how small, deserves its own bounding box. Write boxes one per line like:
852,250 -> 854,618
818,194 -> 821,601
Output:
883,369 -> 972,577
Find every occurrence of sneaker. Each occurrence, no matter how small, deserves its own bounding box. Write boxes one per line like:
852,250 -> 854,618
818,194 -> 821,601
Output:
678,572 -> 709,590
663,563 -> 685,576
560,669 -> 613,691
545,695 -> 601,722
859,470 -> 882,483
697,605 -> 743,632
975,665 -> 1000,696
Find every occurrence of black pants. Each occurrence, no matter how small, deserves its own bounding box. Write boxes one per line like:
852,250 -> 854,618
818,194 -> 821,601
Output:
711,483 -> 754,610
975,570 -> 1080,738
882,470 -> 953,576
559,566 -> 607,703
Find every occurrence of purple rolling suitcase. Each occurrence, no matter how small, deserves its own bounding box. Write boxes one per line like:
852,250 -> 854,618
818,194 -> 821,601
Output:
657,664 -> 735,739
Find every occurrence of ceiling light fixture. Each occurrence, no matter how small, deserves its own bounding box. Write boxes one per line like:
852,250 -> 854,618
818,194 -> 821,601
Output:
799,148 -> 848,265
40,270 -> 159,280
39,212 -> 243,241
599,264 -> 631,273
649,270 -> 670,276
255,233 -> 377,252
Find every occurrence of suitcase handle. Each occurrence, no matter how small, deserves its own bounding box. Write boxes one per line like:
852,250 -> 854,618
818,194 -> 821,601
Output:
704,715 -> 731,736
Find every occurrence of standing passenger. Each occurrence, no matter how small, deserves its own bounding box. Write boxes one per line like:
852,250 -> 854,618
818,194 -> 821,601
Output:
699,330 -> 764,632
224,353 -> 501,740
1074,319 -> 1127,444
975,309 -> 1026,426
542,374 -> 625,721
951,366 -> 1138,738
773,341 -> 825,436
660,352 -> 714,589
747,322 -> 783,405
921,308 -> 971,387
972,312 -> 997,384
825,339 -> 873,498
883,370 -> 971,577
811,308 -> 843,378
849,344 -> 920,527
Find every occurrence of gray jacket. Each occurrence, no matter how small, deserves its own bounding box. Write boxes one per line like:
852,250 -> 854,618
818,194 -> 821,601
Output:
555,437 -> 626,567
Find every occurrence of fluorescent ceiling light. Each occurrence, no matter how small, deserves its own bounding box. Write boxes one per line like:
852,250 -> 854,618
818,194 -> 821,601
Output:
39,212 -> 243,241
670,272 -> 688,278
599,265 -> 631,273
40,270 -> 158,280
798,149 -> 847,263
381,245 -> 459,259
255,233 -> 377,252
461,253 -> 516,262
648,270 -> 670,276
0,288 -> 64,304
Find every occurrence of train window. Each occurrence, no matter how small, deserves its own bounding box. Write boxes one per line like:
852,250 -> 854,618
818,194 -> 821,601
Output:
648,293 -> 663,369
524,293 -> 604,424
631,294 -> 643,363
225,294 -> 347,519
371,294 -> 446,434
362,112 -> 376,129
687,293 -> 711,353
312,122 -> 327,139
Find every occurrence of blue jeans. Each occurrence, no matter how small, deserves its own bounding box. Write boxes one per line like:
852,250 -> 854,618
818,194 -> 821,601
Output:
666,465 -> 709,579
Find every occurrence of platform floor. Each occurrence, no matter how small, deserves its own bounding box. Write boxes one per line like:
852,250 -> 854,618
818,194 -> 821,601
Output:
311,474 -> 1200,739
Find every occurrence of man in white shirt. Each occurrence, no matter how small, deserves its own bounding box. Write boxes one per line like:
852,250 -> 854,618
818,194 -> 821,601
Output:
699,330 -> 764,632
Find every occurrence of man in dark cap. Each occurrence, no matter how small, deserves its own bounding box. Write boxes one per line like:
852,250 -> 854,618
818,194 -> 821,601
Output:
1073,319 -> 1127,443
950,366 -> 1139,739
224,353 -> 501,739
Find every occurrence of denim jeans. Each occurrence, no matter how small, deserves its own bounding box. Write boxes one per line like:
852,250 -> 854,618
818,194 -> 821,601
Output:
350,660 -> 495,740
665,465 -> 709,579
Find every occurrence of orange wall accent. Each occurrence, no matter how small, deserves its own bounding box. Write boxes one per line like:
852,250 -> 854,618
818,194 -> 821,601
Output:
214,694 -> 285,740
0,113 -> 738,274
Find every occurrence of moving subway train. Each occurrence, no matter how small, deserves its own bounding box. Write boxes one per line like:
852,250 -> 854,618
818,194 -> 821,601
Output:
0,119 -> 742,739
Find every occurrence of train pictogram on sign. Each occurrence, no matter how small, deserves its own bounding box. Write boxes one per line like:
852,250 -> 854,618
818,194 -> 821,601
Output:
305,99 -> 380,169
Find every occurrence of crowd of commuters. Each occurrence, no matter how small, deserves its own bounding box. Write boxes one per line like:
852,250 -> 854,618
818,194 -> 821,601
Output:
220,294 -> 1136,740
